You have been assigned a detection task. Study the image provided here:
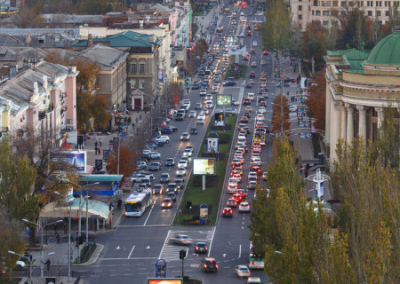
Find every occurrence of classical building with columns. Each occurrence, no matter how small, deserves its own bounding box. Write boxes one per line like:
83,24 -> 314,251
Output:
324,31 -> 400,160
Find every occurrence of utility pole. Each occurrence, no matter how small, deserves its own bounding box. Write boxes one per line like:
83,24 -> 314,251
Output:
68,202 -> 71,282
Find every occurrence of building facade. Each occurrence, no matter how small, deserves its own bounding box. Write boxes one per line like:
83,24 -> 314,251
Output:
324,31 -> 400,160
291,0 -> 400,31
0,60 -> 79,146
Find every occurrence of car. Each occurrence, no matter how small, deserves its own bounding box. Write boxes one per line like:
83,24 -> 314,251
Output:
243,99 -> 251,105
158,172 -> 169,183
198,112 -> 206,120
245,106 -> 253,113
190,127 -> 198,134
233,192 -> 243,203
205,101 -> 213,109
263,50 -> 269,55
222,207 -> 233,217
183,148 -> 193,158
252,40 -> 258,46
174,178 -> 184,190
255,121 -> 264,129
284,76 -> 296,83
155,135 -> 170,144
247,277 -> 263,284
166,183 -> 178,193
244,112 -> 251,118
261,60 -> 267,65
170,234 -> 193,246
290,105 -> 298,112
223,81 -> 236,86
231,173 -> 242,183
240,116 -> 249,123
259,100 -> 267,107
262,171 -> 268,181
197,118 -> 205,125
232,99 -> 240,106
239,201 -> 251,213
248,180 -> 257,190
165,191 -> 177,202
249,71 -> 256,78
235,265 -> 251,277
195,102 -> 202,110
227,182 -> 238,194
224,107 -> 237,116
178,159 -> 188,168
192,82 -> 201,89
246,81 -> 253,88
251,61 -> 257,67
180,132 -> 191,141
243,55 -> 249,61
161,127 -> 173,134
249,49 -> 256,54
136,160 -> 147,170
247,30 -> 252,36
226,198 -> 238,207
247,93 -> 255,101
152,184 -> 164,195
231,159 -> 242,168
175,113 -> 185,121
201,258 -> 219,272
165,158 -> 175,167
202,107 -> 210,115
237,188 -> 247,199
194,242 -> 208,254
148,162 -> 161,171
161,198 -> 173,208
176,167 -> 186,176
256,114 -> 265,121
175,174 -> 185,181
200,88 -> 207,96
188,110 -> 197,118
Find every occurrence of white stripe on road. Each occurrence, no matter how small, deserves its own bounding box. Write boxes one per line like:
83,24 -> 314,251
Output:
207,226 -> 217,257
239,244 -> 242,258
128,245 -> 135,259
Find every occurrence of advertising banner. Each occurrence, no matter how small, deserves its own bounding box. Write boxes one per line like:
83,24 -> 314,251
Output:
193,158 -> 216,176
216,94 -> 232,106
49,151 -> 87,173
207,137 -> 219,153
214,111 -> 225,126
148,279 -> 182,284
200,207 -> 208,220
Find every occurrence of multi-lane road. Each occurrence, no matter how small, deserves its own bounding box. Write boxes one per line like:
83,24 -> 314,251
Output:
73,4 -> 285,283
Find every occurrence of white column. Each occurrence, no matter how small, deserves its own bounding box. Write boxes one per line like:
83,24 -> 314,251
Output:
375,107 -> 384,129
340,102 -> 347,141
345,103 -> 354,142
325,86 -> 331,142
356,105 -> 367,144
330,102 -> 340,160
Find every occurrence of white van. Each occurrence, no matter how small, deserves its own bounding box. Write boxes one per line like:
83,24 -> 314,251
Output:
252,40 -> 258,47
240,12 -> 244,16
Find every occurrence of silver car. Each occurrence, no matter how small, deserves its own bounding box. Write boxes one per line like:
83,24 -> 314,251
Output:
170,234 -> 193,246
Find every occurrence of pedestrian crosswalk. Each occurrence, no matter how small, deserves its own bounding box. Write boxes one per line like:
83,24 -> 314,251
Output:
159,228 -> 215,261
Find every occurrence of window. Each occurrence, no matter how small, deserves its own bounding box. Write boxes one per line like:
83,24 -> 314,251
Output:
333,1 -> 338,6
386,10 -> 390,16
139,79 -> 145,89
313,0 -> 318,6
349,1 -> 354,6
316,10 -> 321,15
130,64 -> 136,73
377,10 -> 381,16
139,64 -> 145,74
130,79 -> 136,89
327,1 -> 331,6
298,14 -> 303,20
341,1 -> 346,6
299,5 -> 303,10
312,10 -> 315,15
323,11 -> 329,16
323,21 -> 329,26
368,10 -> 372,16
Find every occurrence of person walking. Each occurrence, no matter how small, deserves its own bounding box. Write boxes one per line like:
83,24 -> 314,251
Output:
94,145 -> 98,155
98,147 -> 101,155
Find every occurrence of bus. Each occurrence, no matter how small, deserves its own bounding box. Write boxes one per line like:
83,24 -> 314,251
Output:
249,242 -> 265,269
124,188 -> 153,217
224,8 -> 230,15
254,132 -> 266,146
216,27 -> 224,36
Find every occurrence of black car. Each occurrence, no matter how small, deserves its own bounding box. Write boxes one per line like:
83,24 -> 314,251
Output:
165,191 -> 177,202
194,242 -> 208,254
174,179 -> 185,190
201,258 -> 219,272
223,81 -> 236,86
249,71 -> 256,78
167,183 -> 178,193
192,83 -> 201,89
175,113 -> 185,121
243,99 -> 252,105
165,158 -> 175,167
160,173 -> 170,183
190,128 -> 198,134
148,162 -> 161,171
222,207 -> 233,217
152,184 -> 164,195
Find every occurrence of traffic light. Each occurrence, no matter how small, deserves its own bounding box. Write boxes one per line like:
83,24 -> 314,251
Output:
179,249 -> 186,260
186,201 -> 192,210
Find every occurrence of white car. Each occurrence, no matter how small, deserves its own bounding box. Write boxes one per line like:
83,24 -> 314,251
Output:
232,99 -> 240,106
188,110 -> 197,118
251,157 -> 262,165
183,148 -> 193,157
206,101 -> 214,109
237,134 -> 246,142
198,113 -> 206,120
235,265 -> 251,277
205,94 -> 213,101
256,114 -> 264,121
247,93 -> 255,101
258,107 -> 267,114
239,201 -> 251,213
247,277 -> 263,284
248,172 -> 258,180
290,105 -> 298,112
155,135 -> 170,144
202,108 -> 210,115
176,167 -> 186,176
170,234 -> 193,246
197,118 -> 205,125
200,89 -> 207,96
178,159 -> 188,168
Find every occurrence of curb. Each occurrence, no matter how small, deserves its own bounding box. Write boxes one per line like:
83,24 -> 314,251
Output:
75,243 -> 104,266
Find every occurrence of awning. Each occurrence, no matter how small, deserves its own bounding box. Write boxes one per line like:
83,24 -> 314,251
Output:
40,198 -> 110,220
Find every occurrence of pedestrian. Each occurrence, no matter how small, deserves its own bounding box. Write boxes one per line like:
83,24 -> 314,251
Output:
135,117 -> 138,124
56,234 -> 60,243
45,259 -> 51,272
95,141 -> 98,148
54,224 -> 58,235
63,222 -> 67,234
98,147 -> 101,155
94,146 -> 98,155
132,123 -> 135,129
99,138 -> 102,146
117,199 -> 122,210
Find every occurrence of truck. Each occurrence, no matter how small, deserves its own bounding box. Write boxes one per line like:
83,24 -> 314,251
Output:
254,131 -> 266,146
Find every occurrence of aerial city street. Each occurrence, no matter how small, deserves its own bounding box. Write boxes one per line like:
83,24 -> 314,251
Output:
0,0 -> 399,284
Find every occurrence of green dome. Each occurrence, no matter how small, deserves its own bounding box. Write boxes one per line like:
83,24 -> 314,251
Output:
365,31 -> 400,65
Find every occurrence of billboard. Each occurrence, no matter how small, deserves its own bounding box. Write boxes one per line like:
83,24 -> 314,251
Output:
193,158 -> 216,176
216,94 -> 232,106
49,151 -> 87,173
207,137 -> 219,153
148,279 -> 183,284
214,110 -> 225,126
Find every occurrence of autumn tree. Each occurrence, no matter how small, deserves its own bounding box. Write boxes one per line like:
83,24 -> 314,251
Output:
301,21 -> 329,72
106,144 -> 134,181
271,94 -> 290,135
336,8 -> 369,50
305,69 -> 326,132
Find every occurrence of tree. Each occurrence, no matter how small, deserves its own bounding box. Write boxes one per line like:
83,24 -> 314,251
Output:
336,8 -> 369,50
106,144 -> 134,181
305,69 -> 326,132
271,94 -> 290,135
301,21 -> 329,72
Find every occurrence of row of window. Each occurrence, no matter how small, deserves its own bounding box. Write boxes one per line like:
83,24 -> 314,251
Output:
312,0 -> 399,7
130,63 -> 146,74
130,79 -> 145,89
310,9 -> 391,16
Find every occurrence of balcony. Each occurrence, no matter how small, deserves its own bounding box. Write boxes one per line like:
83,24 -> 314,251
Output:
39,111 -> 46,120
47,103 -> 54,113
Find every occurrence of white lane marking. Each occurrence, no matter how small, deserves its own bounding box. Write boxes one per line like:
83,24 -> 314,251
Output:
159,230 -> 172,259
207,226 -> 217,257
101,257 -> 157,260
128,245 -> 135,259
239,244 -> 242,258
144,201 -> 155,226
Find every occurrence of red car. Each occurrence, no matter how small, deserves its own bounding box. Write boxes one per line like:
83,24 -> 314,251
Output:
231,168 -> 243,176
233,193 -> 243,203
263,50 -> 269,55
243,56 -> 249,61
246,24 -> 252,29
237,189 -> 247,200
249,49 -> 256,54
250,163 -> 262,174
255,26 -> 259,31
247,31 -> 252,36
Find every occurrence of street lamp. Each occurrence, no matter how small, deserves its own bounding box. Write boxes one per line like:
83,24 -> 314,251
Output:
8,250 -> 32,283
54,191 -> 72,281
22,218 -> 63,283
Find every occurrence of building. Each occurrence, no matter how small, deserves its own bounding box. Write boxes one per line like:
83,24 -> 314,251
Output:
0,60 -> 79,146
324,31 -> 400,160
291,0 -> 400,31
72,31 -> 161,110
77,44 -> 128,110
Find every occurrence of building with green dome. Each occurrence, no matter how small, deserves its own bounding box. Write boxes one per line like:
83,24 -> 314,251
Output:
324,31 -> 400,160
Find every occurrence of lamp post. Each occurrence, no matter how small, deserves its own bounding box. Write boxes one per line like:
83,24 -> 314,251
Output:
8,251 -> 31,283
22,219 -> 63,283
54,191 -> 72,281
